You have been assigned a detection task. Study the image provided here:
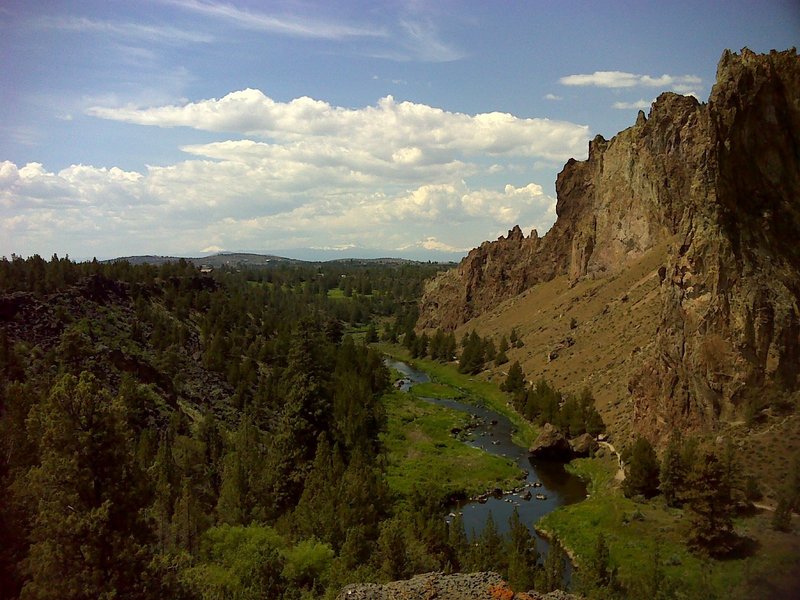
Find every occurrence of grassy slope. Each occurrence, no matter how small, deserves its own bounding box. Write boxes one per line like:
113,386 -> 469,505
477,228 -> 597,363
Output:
444,242 -> 671,445
538,453 -> 800,597
376,343 -> 537,448
380,389 -> 522,500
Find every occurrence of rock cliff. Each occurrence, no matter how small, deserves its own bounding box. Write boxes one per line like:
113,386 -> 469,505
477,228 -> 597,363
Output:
418,48 -> 800,437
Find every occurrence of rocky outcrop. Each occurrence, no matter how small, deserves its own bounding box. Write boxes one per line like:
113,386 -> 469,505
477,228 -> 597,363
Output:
569,433 -> 598,457
336,572 -> 578,600
418,48 -> 800,438
418,225 -> 547,330
528,423 -> 572,459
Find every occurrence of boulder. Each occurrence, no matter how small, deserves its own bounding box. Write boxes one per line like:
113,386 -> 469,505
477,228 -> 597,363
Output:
569,433 -> 599,457
529,423 -> 572,460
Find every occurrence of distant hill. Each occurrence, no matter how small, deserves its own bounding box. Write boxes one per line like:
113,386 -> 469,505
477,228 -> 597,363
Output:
106,252 -> 454,268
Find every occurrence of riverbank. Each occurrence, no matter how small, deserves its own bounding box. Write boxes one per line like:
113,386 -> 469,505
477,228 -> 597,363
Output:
538,452 -> 800,597
381,388 -> 523,502
375,343 -> 538,448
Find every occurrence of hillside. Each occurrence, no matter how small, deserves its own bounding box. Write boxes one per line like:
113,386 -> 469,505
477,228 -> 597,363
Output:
418,48 -> 800,478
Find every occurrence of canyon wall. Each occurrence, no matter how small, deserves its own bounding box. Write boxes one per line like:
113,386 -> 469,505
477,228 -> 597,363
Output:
418,48 -> 800,435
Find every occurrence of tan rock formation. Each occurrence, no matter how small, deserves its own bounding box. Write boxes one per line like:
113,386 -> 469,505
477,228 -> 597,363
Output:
418,48 -> 800,438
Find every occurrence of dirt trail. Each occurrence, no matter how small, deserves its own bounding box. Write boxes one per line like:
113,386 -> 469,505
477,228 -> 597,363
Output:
598,440 -> 625,481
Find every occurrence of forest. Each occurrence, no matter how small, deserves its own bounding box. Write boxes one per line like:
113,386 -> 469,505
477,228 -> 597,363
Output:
0,255 -> 568,599
2,254 -> 797,599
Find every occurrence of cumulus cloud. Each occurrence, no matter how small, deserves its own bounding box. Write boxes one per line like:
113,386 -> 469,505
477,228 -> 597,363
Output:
88,90 -> 589,163
544,93 -> 563,101
4,89 -> 586,258
560,71 -> 701,90
612,99 -> 653,110
1,157 -> 560,260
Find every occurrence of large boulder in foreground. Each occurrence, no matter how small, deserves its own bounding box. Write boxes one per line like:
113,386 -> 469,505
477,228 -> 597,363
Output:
336,571 -> 578,600
529,423 -> 572,460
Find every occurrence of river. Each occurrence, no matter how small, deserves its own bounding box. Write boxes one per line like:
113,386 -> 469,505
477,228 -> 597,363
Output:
386,357 -> 586,573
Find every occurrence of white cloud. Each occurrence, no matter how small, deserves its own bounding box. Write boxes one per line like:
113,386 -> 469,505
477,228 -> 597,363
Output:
612,99 -> 653,110
162,0 -> 384,40
1,158 -> 560,260
5,89 -> 586,258
560,71 -> 701,91
201,245 -> 224,253
544,93 -> 563,101
396,18 -> 465,62
88,90 -> 590,164
37,16 -> 213,44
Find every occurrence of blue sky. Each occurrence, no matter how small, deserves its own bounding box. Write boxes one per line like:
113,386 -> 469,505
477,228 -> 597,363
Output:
1,1 -> 798,261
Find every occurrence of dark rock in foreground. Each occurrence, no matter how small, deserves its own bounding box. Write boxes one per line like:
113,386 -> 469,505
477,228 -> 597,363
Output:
336,571 -> 578,600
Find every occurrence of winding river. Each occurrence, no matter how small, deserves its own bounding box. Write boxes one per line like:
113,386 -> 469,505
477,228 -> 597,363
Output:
386,357 -> 586,573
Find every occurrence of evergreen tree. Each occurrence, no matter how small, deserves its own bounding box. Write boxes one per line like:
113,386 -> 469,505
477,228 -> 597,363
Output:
171,476 -> 202,554
585,533 -> 614,591
623,437 -> 660,499
447,514 -> 469,571
540,538 -> 565,592
772,494 -> 792,532
376,518 -> 408,581
659,434 -> 686,507
444,332 -> 457,362
216,452 -> 245,526
506,508 -> 538,591
683,450 -> 737,556
501,361 -> 526,395
475,512 -> 505,574
19,372 -> 152,600
498,335 -> 509,354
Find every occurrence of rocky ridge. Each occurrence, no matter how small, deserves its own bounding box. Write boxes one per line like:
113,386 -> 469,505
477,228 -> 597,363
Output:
336,572 -> 578,600
418,48 -> 800,438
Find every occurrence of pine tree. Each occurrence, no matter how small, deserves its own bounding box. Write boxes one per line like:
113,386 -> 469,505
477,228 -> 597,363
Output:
659,433 -> 686,507
623,437 -> 660,499
476,512 -> 505,574
683,450 -> 737,556
447,514 -> 469,571
772,494 -> 792,532
586,533 -> 613,590
540,537 -> 565,592
501,361 -> 526,395
506,508 -> 538,591
171,476 -> 202,554
216,451 -> 245,525
20,372 -> 152,599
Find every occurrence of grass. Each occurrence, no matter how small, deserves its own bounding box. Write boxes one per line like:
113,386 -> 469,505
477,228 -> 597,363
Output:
537,453 -> 800,597
380,389 -> 523,501
376,342 -> 538,448
409,382 -> 464,399
326,287 -> 346,299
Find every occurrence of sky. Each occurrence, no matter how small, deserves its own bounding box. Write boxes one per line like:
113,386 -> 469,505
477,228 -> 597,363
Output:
1,1 -> 798,262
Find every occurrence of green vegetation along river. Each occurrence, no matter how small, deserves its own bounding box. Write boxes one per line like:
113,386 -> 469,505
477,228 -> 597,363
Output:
384,357 -> 587,570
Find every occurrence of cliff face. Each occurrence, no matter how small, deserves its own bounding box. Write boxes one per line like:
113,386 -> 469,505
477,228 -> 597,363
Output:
418,48 -> 800,436
631,48 -> 800,434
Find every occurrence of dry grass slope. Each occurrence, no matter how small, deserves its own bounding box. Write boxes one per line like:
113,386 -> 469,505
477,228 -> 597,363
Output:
441,240 -> 671,445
